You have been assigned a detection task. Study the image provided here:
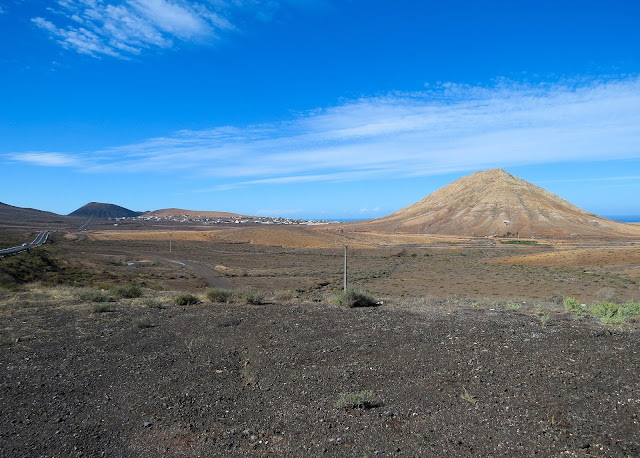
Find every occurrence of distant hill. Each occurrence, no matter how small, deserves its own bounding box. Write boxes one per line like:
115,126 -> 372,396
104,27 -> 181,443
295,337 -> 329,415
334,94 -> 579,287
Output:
69,202 -> 142,219
345,169 -> 640,238
0,202 -> 79,229
143,208 -> 246,219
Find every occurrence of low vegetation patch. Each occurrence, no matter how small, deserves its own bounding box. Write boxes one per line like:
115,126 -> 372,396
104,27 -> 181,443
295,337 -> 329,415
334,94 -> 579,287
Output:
133,316 -> 153,328
460,387 -> 477,406
235,287 -> 265,305
175,294 -> 200,305
109,284 -> 142,299
563,296 -> 640,324
591,301 -> 640,324
141,297 -> 165,308
206,287 -> 265,305
92,303 -> 112,313
563,296 -> 586,317
335,390 -> 376,409
505,301 -> 522,311
0,249 -> 63,288
332,289 -> 378,308
272,289 -> 297,301
500,240 -> 538,245
78,289 -> 113,303
206,288 -> 234,304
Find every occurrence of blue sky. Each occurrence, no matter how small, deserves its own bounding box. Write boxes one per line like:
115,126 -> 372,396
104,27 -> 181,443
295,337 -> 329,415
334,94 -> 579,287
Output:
1,0 -> 640,220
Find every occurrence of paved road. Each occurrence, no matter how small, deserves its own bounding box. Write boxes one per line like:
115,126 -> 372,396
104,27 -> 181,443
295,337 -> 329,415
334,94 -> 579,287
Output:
71,217 -> 93,233
0,231 -> 54,258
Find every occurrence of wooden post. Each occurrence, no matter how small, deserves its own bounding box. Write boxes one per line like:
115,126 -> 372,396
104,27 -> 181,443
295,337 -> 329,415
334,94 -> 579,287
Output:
343,243 -> 348,292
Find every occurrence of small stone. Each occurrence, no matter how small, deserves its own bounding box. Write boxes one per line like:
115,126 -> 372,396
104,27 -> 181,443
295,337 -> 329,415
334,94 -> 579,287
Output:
250,435 -> 258,441
143,421 -> 152,428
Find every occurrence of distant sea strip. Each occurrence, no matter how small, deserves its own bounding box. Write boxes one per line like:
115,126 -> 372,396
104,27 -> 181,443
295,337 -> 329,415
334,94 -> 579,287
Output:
604,215 -> 640,223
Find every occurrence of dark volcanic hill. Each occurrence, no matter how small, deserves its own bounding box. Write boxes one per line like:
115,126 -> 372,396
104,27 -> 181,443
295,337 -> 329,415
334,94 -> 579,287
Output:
0,202 -> 79,229
0,202 -> 60,220
347,169 -> 640,238
69,202 -> 142,219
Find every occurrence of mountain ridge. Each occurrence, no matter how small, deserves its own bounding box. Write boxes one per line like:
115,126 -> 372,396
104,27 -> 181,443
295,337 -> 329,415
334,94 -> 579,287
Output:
345,169 -> 640,238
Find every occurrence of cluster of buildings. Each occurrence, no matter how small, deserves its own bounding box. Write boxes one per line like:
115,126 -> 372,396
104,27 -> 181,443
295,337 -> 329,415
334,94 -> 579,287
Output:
120,214 -> 336,226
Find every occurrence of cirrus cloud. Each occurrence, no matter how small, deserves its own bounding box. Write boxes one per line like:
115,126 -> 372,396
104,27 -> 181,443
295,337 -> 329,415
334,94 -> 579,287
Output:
32,0 -> 236,58
7,152 -> 82,167
6,76 -> 640,190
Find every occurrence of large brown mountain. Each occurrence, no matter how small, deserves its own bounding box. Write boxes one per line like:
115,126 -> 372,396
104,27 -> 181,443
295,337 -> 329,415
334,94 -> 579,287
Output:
348,169 -> 640,238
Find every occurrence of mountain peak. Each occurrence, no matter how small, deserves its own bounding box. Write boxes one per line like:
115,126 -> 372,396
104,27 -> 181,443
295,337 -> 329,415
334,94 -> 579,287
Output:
69,202 -> 142,219
348,169 -> 640,238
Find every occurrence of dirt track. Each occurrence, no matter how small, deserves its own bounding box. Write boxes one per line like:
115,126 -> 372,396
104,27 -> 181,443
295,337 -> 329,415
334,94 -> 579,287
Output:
152,256 -> 234,290
1,294 -> 638,457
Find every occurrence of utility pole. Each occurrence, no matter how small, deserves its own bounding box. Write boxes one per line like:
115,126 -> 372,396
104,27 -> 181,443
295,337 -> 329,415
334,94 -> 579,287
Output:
169,231 -> 172,253
343,243 -> 348,292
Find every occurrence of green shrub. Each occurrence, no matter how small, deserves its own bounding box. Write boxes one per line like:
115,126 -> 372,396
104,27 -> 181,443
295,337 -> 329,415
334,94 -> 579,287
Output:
175,294 -> 200,305
563,297 -> 584,316
332,289 -> 378,308
206,288 -> 234,303
142,298 -> 164,308
205,287 -> 266,305
335,390 -> 376,409
505,301 -> 522,311
620,301 -> 640,321
133,316 -> 153,328
591,301 -> 640,324
110,284 -> 142,299
235,287 -> 265,305
93,303 -> 112,313
79,290 -> 113,303
460,387 -> 477,406
591,302 -> 621,321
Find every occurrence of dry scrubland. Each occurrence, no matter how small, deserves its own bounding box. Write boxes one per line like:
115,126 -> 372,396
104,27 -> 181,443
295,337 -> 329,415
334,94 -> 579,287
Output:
1,227 -> 640,456
83,226 -> 640,303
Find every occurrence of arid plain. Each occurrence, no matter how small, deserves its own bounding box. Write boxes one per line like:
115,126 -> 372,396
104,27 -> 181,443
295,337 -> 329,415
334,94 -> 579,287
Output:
77,222 -> 640,304
2,170 -> 640,456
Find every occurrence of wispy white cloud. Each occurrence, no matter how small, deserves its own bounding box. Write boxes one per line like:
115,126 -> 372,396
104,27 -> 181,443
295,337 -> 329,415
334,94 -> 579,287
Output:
7,152 -> 81,167
8,76 -> 640,189
32,0 -> 236,58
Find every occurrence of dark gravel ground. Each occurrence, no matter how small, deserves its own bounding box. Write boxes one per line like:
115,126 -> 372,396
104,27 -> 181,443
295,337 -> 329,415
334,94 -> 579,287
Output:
1,294 -> 639,457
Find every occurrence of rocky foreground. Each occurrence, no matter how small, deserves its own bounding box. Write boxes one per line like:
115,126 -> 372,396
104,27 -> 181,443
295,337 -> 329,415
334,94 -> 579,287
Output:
1,290 -> 639,456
